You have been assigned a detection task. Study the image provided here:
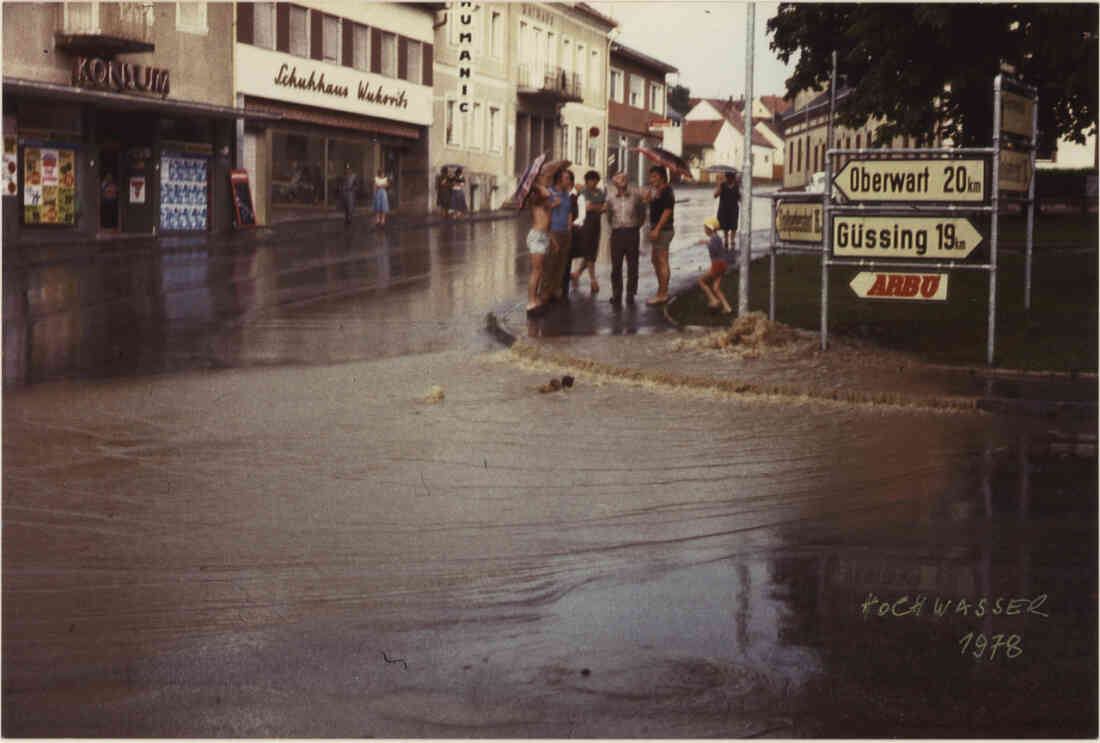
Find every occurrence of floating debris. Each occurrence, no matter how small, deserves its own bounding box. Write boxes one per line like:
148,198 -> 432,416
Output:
424,385 -> 445,403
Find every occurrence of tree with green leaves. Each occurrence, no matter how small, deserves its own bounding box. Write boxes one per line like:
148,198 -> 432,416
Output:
767,3 -> 1098,150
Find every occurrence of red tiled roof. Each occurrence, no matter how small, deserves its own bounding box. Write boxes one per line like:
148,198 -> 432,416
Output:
683,119 -> 725,147
760,94 -> 793,116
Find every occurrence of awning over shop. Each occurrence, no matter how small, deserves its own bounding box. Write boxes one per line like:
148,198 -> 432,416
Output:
244,96 -> 421,140
2,77 -> 282,121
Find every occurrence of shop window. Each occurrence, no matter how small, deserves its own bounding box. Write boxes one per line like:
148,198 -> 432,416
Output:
380,31 -> 397,77
254,2 -> 275,49
271,132 -> 324,207
176,1 -> 207,34
406,39 -> 422,84
322,15 -> 340,63
327,138 -> 370,206
289,5 -> 308,57
352,24 -> 370,71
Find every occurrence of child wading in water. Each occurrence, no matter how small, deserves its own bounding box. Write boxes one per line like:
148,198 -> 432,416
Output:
699,217 -> 733,314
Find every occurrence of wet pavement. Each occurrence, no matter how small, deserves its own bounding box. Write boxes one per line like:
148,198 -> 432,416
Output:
3,188 -> 1097,737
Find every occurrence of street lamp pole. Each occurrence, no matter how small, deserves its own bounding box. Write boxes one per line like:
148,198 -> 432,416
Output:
739,1 -> 755,316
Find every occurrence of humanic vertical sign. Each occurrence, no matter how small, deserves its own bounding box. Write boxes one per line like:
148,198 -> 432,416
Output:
456,2 -> 474,118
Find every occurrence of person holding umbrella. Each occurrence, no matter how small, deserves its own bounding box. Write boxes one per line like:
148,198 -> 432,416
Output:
643,165 -> 675,305
714,170 -> 741,253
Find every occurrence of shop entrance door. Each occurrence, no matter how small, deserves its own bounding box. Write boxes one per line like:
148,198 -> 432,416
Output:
99,147 -> 120,231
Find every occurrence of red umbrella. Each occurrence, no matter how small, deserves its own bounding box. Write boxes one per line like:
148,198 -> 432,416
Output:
633,146 -> 693,180
506,151 -> 548,209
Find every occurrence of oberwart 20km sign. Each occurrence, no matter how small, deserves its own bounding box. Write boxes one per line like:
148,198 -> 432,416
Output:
833,159 -> 987,202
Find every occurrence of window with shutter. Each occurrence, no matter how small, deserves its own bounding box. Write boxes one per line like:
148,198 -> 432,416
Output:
406,40 -> 422,85
353,24 -> 370,71
380,31 -> 396,77
289,6 -> 308,57
254,2 -> 275,48
323,15 -> 339,63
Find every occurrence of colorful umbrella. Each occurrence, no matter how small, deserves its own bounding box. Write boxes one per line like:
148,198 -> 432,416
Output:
634,146 -> 693,180
704,164 -> 740,175
506,151 -> 547,210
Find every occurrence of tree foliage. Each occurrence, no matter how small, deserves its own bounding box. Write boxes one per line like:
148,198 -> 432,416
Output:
668,84 -> 692,117
767,3 -> 1098,149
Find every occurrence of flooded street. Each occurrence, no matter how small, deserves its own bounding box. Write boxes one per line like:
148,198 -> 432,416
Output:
4,188 -> 1096,737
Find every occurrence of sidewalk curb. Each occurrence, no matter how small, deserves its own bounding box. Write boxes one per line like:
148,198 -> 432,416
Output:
486,308 -> 1096,418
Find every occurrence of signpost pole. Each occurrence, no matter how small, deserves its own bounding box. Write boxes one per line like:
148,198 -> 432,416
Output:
821,52 -> 837,351
989,75 -> 1002,366
1025,90 -> 1039,310
769,197 -> 776,321
739,1 -> 755,317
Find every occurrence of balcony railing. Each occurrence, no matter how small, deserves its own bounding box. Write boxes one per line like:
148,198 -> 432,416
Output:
517,65 -> 582,102
59,2 -> 156,55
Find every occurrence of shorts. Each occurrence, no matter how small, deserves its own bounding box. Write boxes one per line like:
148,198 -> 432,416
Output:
527,229 -> 550,255
704,259 -> 728,280
651,228 -> 674,252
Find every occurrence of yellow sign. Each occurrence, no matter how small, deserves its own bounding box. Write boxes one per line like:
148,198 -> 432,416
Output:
833,159 -> 986,202
849,272 -> 949,301
999,149 -> 1032,192
775,200 -> 823,243
1001,91 -> 1035,138
833,216 -> 983,259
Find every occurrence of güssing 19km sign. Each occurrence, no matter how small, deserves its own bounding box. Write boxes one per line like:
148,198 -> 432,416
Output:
832,216 -> 983,260
833,159 -> 986,202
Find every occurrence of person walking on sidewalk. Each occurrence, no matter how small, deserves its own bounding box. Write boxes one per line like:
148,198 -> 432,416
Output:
604,172 -> 645,305
643,165 -> 675,305
570,170 -> 606,296
437,167 -> 452,218
340,163 -> 359,227
697,216 -> 733,314
373,169 -> 390,228
714,170 -> 741,253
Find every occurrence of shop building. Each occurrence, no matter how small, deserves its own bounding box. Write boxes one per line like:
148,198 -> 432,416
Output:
2,1 -> 258,244
234,1 -> 435,224
607,41 -> 677,187
429,2 -> 615,213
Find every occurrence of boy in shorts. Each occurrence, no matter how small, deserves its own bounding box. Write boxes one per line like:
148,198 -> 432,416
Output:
698,217 -> 732,314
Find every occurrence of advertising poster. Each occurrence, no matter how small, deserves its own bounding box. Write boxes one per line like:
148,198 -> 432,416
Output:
159,154 -> 208,231
3,137 -> 16,197
23,147 -> 41,223
130,176 -> 146,204
22,146 -> 77,224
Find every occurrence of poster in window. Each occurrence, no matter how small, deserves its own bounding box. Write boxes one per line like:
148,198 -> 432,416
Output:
159,154 -> 209,231
57,149 -> 76,223
41,149 -> 59,186
23,147 -> 41,223
3,137 -> 16,197
130,176 -> 146,204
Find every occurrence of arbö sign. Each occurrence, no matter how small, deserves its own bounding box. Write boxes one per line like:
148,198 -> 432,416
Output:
72,57 -> 169,96
849,272 -> 948,301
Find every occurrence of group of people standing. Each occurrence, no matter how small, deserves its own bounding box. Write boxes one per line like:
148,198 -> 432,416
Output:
436,167 -> 469,219
524,162 -> 678,315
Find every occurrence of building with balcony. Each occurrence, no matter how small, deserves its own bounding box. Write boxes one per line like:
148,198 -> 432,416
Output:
2,1 -> 252,243
234,2 -> 435,224
607,42 -> 677,186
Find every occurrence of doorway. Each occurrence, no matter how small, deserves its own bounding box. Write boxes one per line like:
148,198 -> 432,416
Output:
99,147 -> 120,231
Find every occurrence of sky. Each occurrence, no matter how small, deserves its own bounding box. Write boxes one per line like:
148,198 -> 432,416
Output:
588,2 -> 797,103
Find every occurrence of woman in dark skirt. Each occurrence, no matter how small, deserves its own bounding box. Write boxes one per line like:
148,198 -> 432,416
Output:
437,167 -> 451,217
715,171 -> 741,253
451,167 -> 468,218
570,170 -> 607,294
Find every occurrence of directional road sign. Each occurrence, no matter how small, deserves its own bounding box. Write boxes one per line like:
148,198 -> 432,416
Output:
833,159 -> 986,202
849,272 -> 949,301
832,215 -> 983,260
775,200 -> 822,243
1001,91 -> 1036,138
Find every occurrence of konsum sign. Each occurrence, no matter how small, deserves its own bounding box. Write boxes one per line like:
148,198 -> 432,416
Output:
72,57 -> 170,96
236,44 -> 431,126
